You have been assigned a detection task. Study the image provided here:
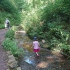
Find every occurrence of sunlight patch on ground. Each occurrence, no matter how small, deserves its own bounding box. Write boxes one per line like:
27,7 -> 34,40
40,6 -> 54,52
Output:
52,48 -> 61,56
46,56 -> 54,63
36,61 -> 49,68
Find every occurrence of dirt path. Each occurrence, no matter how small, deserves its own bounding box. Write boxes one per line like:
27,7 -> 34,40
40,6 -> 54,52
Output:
0,29 -> 8,70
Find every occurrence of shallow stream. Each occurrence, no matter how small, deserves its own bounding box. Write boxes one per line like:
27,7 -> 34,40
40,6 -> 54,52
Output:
16,31 -> 70,70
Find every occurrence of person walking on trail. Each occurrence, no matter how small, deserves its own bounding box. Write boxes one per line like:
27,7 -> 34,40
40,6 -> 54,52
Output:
33,37 -> 40,57
4,18 -> 10,29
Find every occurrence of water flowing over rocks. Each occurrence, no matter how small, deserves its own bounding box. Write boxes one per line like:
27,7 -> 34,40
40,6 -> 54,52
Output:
15,30 -> 70,70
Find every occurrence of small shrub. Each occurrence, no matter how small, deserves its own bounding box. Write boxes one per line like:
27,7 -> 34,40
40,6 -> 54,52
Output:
61,44 -> 70,56
5,29 -> 15,40
0,24 -> 4,29
2,38 -> 24,58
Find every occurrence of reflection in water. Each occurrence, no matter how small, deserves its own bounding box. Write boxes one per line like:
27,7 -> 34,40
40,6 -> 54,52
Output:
24,56 -> 36,66
23,42 -> 33,52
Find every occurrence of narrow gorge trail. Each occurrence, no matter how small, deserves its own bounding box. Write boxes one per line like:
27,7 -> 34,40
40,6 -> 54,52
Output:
0,29 -> 69,70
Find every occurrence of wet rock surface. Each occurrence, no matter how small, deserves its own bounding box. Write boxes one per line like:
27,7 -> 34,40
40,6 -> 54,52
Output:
19,50 -> 70,70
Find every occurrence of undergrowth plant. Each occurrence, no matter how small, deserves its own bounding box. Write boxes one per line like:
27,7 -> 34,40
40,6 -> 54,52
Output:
3,28 -> 24,58
2,38 -> 24,58
5,29 -> 15,40
59,43 -> 70,56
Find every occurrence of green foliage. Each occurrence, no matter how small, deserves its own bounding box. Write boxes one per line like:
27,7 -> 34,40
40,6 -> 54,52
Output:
0,11 -> 20,29
42,0 -> 62,22
2,26 -> 24,58
0,0 -> 17,13
60,43 -> 70,56
0,0 -> 22,29
27,24 -> 44,40
1,0 -> 69,56
2,38 -> 24,57
42,0 -> 70,23
5,29 -> 15,40
0,24 -> 4,29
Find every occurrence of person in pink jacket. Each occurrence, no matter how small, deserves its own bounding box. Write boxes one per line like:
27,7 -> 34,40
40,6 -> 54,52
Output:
33,37 -> 40,56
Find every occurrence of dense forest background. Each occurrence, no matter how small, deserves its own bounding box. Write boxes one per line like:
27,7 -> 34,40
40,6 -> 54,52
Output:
0,0 -> 70,56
